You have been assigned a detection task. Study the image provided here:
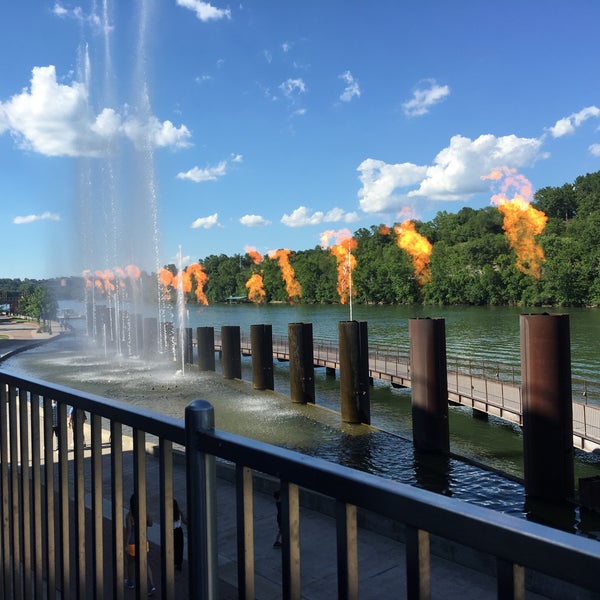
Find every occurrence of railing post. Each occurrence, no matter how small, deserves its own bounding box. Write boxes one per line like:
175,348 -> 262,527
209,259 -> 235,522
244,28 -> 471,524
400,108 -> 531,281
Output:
185,400 -> 218,600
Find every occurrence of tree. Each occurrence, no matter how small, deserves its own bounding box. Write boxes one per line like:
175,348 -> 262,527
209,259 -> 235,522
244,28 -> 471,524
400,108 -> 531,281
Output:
18,283 -> 58,330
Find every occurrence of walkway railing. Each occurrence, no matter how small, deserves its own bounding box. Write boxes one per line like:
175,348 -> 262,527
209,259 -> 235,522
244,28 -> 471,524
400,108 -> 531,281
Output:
3,369 -> 600,598
229,333 -> 600,450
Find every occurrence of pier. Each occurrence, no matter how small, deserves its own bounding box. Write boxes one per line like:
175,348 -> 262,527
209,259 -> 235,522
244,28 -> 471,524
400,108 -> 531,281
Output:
214,332 -> 600,453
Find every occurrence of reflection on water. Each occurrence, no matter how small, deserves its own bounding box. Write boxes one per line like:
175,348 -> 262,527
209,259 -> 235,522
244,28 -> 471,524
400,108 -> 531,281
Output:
4,328 -> 600,538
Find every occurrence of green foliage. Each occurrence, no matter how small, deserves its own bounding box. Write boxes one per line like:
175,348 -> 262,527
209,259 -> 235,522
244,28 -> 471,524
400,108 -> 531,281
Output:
17,283 -> 58,324
8,170 -> 600,308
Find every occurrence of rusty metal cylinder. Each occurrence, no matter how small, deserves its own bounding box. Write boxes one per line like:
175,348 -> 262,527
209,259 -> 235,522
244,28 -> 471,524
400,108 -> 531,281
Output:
250,324 -> 274,390
185,327 -> 194,364
520,313 -> 574,501
409,318 -> 449,453
221,325 -> 241,380
197,326 -> 216,371
288,323 -> 315,404
143,317 -> 158,359
338,321 -> 371,424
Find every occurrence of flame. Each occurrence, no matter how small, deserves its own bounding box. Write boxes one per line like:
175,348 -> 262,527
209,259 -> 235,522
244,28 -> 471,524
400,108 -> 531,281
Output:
394,220 -> 432,285
482,167 -> 547,279
320,229 -> 357,304
159,267 -> 173,288
245,246 -> 263,265
267,249 -> 302,302
378,225 -> 391,236
126,264 -> 141,280
246,273 -> 266,303
82,269 -> 93,289
186,263 -> 209,305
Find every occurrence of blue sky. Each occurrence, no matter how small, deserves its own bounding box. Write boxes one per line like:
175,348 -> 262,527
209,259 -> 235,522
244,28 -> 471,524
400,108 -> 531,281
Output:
1,1 -> 600,279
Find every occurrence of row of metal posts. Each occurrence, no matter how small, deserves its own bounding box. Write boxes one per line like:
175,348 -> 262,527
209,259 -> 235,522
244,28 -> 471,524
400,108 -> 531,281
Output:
88,304 -> 575,503
192,314 -> 574,503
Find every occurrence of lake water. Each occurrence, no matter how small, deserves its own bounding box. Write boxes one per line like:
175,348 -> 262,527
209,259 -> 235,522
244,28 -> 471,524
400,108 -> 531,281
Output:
10,301 -> 600,537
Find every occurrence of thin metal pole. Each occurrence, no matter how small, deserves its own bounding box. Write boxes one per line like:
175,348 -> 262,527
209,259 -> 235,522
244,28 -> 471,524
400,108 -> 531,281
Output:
185,400 -> 218,600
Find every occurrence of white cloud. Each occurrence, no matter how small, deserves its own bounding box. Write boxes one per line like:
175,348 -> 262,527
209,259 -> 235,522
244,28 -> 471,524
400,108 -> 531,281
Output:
52,3 -> 103,30
176,0 -> 231,21
358,133 -> 545,212
177,161 -> 228,182
231,153 -> 243,163
589,144 -> 600,157
240,214 -> 271,227
282,42 -> 292,53
281,206 -> 358,227
339,71 -> 360,103
402,79 -> 450,117
191,213 -> 219,229
549,106 -> 600,138
0,65 -> 191,157
14,211 -> 60,225
279,78 -> 306,98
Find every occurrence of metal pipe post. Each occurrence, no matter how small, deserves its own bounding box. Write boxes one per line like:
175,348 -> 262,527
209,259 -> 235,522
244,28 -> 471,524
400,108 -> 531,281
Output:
185,327 -> 194,364
288,323 -> 315,404
250,324 -> 274,390
520,313 -> 574,501
185,400 -> 218,600
409,317 -> 450,453
338,321 -> 371,424
143,317 -> 158,359
221,326 -> 241,379
197,327 -> 216,371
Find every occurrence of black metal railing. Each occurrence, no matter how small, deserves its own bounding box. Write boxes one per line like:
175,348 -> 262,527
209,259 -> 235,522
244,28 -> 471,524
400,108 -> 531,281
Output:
3,370 -> 600,599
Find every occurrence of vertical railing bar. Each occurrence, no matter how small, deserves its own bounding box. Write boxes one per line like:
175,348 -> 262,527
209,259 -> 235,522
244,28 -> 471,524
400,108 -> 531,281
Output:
133,428 -> 148,598
91,413 -> 104,600
58,401 -> 70,599
19,388 -> 33,598
335,500 -> 358,600
496,557 -> 525,600
74,408 -> 86,598
30,393 -> 43,600
43,397 -> 56,600
281,481 -> 300,600
185,399 -> 218,600
110,421 -> 124,600
159,438 -> 175,599
405,525 -> 431,600
9,385 -> 22,599
235,464 -> 255,599
0,383 -> 12,598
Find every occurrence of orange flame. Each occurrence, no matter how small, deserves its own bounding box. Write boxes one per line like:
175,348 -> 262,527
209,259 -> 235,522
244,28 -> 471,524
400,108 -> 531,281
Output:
394,221 -> 432,285
482,167 -> 547,279
245,246 -> 263,265
126,264 -> 141,280
186,263 -> 209,305
321,229 -> 357,304
159,268 -> 173,288
378,225 -> 391,236
246,273 -> 266,303
267,249 -> 302,302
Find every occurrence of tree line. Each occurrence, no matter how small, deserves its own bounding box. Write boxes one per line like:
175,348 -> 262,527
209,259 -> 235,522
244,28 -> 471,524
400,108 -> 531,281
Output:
4,170 -> 600,308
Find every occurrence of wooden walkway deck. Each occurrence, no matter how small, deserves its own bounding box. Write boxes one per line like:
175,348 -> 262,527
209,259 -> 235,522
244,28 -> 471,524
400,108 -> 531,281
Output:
215,333 -> 600,454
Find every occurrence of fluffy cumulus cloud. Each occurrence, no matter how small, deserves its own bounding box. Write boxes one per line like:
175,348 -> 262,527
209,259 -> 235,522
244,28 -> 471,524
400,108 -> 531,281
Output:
191,213 -> 219,229
402,79 -> 450,117
590,144 -> 600,157
14,211 -> 60,225
177,161 -> 227,182
549,106 -> 600,138
177,154 -> 241,182
176,0 -> 231,21
240,214 -> 271,227
358,133 -> 544,212
339,71 -> 360,103
0,65 -> 191,157
281,206 -> 359,227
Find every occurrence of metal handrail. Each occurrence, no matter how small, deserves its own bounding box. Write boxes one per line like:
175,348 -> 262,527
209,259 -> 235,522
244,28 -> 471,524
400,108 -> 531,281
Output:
2,370 -> 600,598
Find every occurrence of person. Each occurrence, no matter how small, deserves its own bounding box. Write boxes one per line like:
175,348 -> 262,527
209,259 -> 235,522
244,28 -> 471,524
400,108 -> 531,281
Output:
67,406 -> 87,447
124,493 -> 156,595
272,490 -> 282,548
173,498 -> 188,571
51,400 -> 59,450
